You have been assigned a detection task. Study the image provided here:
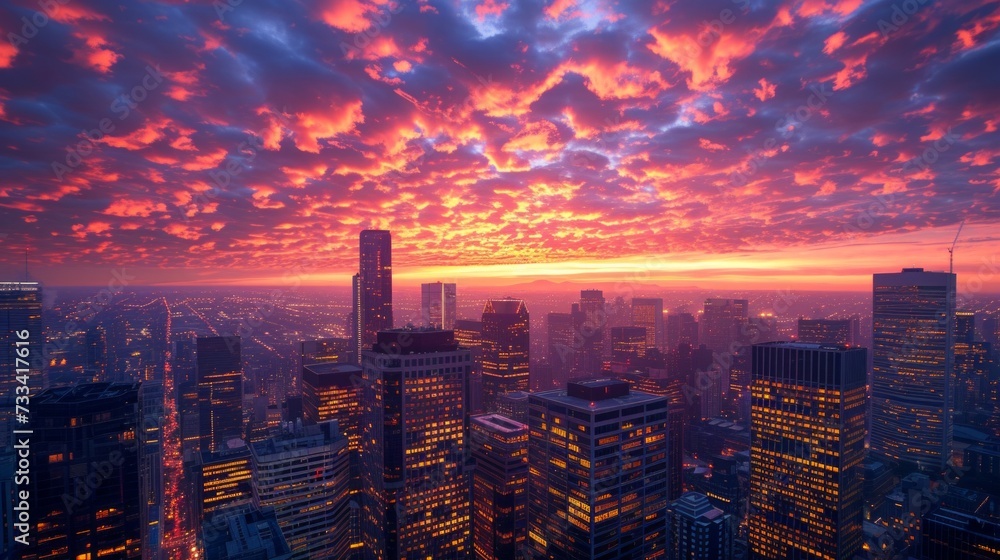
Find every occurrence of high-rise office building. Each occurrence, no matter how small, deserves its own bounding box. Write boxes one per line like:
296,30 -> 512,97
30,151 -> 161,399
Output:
471,414 -> 529,560
527,379 -> 670,559
871,268 -> 956,470
748,342 -> 866,560
355,230 -> 393,361
797,318 -> 859,346
301,362 -> 364,553
482,298 -> 530,413
631,297 -> 664,350
139,380 -> 164,560
668,492 -> 735,560
953,311 -> 992,415
611,326 -> 647,365
455,318 -> 484,372
548,311 -> 577,384
361,329 -> 472,559
422,282 -> 457,329
1,281 -> 42,405
497,390 -> 530,424
197,336 -> 244,453
701,298 -> 748,355
25,383 -> 142,560
666,311 -> 698,351
252,421 -> 352,560
577,290 -> 606,373
196,443 -> 254,523
921,503 -> 1000,559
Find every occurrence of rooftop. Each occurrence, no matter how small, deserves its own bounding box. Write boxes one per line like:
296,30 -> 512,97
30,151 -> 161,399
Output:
471,413 -> 527,434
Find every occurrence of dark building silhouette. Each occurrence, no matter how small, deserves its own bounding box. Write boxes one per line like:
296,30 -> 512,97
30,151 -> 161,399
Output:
666,311 -> 698,351
631,297 -> 664,350
797,317 -> 859,345
197,336 -> 244,454
668,492 -> 735,560
354,230 -> 393,362
25,383 -> 141,560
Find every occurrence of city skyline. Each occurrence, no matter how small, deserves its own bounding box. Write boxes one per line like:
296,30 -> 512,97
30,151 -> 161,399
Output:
0,0 -> 998,291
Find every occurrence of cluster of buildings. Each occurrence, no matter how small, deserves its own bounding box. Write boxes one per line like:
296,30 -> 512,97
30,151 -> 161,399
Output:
2,233 -> 1000,559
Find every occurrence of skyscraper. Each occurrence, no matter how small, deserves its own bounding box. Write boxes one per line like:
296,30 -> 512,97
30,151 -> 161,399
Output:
197,336 -> 244,453
0,281 -> 42,411
361,329 -> 472,559
421,282 -> 457,329
25,383 -> 142,560
631,297 -> 664,350
300,337 -> 353,369
953,310 -> 991,415
203,507 -> 292,560
611,325 -> 647,366
252,421 -> 352,560
701,298 -> 748,355
668,492 -> 735,560
482,298 -> 530,413
547,311 -> 576,385
748,342 -> 866,559
577,290 -> 606,374
196,443 -> 254,523
527,379 -> 670,559
871,268 -> 956,470
471,414 -> 529,560
355,230 -> 393,361
666,311 -> 699,351
301,362 -> 364,553
139,380 -> 164,560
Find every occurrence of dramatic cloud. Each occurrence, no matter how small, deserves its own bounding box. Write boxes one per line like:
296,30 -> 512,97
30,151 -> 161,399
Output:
0,0 -> 997,288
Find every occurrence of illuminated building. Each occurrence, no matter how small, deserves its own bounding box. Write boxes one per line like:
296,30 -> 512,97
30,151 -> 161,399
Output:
471,414 -> 529,560
25,383 -> 142,560
667,492 -> 734,560
614,372 -> 686,501
300,337 -> 353,369
139,380 -> 163,559
631,297 -> 664,350
548,312 -> 577,385
871,268 -> 956,471
666,312 -> 698,351
527,379 -> 670,559
748,342 -> 866,560
577,290 -> 606,374
611,326 -> 647,366
455,318 -> 484,374
421,282 -> 457,329
0,281 -> 41,406
197,336 -> 244,453
361,329 -> 472,559
797,318 -> 859,346
196,443 -> 253,524
251,421 -> 352,559
482,298 -> 530,413
203,506 -> 292,560
302,363 -> 362,450
954,311 -> 992,416
354,230 -> 393,362
301,362 -> 364,553
86,325 -> 108,381
701,299 -> 747,355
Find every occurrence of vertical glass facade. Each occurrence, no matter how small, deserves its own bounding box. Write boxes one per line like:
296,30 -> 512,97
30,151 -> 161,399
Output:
197,336 -> 243,454
748,343 -> 867,560
871,268 -> 955,470
471,414 -> 528,559
482,299 -> 530,413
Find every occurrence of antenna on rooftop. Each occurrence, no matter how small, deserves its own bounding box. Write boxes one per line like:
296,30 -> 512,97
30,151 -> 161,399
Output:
948,220 -> 965,274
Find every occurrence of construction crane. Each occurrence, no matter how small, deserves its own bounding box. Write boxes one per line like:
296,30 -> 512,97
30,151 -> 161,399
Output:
949,219 -> 965,274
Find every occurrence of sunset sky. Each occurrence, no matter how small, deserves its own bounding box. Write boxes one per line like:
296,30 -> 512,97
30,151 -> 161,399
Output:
0,0 -> 998,291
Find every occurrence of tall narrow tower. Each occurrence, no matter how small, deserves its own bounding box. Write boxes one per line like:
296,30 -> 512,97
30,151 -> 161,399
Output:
356,230 -> 393,360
